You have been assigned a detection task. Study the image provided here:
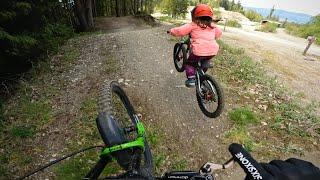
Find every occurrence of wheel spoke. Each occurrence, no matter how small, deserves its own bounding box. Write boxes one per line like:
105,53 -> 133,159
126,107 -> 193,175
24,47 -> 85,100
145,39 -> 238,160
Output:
200,80 -> 218,112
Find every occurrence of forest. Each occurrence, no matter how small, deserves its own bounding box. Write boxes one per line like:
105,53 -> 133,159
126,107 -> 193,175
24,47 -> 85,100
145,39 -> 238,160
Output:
0,0 -> 156,97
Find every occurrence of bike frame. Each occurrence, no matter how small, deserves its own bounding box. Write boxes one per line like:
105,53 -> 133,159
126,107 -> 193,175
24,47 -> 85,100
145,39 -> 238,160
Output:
195,67 -> 205,95
100,114 -> 146,157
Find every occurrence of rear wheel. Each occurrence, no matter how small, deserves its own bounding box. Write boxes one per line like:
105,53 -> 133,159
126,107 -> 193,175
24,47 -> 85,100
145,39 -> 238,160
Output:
97,81 -> 153,174
173,43 -> 187,72
196,75 -> 224,118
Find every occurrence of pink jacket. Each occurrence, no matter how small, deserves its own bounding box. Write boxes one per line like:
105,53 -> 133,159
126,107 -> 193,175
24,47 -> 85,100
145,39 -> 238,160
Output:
170,22 -> 222,56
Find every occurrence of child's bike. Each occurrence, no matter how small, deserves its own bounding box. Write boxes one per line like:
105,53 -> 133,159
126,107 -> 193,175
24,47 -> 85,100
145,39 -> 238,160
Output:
20,81 -> 290,180
172,36 -> 224,118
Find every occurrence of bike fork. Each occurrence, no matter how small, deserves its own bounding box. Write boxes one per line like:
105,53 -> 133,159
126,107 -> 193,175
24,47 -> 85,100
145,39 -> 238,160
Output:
174,43 -> 182,59
196,71 -> 202,95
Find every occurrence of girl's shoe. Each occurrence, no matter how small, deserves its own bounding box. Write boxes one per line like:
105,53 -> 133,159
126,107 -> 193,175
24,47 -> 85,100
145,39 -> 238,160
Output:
185,78 -> 196,87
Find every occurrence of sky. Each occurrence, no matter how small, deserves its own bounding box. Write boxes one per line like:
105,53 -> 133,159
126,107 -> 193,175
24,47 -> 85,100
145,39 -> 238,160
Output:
240,0 -> 320,16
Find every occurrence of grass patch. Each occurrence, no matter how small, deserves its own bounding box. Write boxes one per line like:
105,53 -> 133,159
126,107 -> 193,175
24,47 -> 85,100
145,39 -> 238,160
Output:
256,23 -> 277,33
285,19 -> 320,45
55,152 -> 98,180
243,10 -> 263,22
154,153 -> 166,171
226,19 -> 242,28
170,157 -> 188,170
0,35 -> 92,179
215,40 -> 319,158
102,56 -> 120,75
10,125 -> 36,138
224,128 -> 256,151
147,128 -> 162,146
64,49 -> 80,62
229,107 -> 259,127
272,101 -> 320,137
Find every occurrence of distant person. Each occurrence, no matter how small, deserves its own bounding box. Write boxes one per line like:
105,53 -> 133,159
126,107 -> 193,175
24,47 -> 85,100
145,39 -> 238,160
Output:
168,4 -> 222,87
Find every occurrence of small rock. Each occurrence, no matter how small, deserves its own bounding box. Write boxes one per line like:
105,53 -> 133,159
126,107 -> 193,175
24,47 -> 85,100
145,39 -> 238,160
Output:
261,121 -> 268,126
258,104 -> 268,111
170,69 -> 174,74
313,141 -> 317,145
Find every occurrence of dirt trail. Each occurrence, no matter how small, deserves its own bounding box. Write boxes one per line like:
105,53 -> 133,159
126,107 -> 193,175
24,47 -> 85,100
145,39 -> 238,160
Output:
221,26 -> 320,108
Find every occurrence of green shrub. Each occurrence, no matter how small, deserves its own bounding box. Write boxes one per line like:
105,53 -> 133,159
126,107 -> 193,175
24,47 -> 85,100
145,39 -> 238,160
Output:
256,22 -> 277,33
243,10 -> 263,22
226,19 -> 242,28
286,23 -> 320,45
39,23 -> 74,53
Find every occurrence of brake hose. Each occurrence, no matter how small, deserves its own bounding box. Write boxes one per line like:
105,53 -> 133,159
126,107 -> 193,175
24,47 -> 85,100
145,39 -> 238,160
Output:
18,145 -> 104,180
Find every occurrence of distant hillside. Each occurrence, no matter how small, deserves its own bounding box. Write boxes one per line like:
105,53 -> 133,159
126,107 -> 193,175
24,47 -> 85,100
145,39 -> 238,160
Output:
245,7 -> 312,24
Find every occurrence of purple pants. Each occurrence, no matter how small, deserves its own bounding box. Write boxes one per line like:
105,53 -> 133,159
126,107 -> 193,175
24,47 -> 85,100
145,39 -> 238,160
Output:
185,53 -> 214,79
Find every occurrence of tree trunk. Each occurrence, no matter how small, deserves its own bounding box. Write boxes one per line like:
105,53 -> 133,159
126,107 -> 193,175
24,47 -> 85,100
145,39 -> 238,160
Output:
92,0 -> 97,17
131,0 -> 135,14
122,0 -> 127,16
115,0 -> 120,17
74,0 -> 94,31
134,0 -> 137,14
86,0 -> 94,28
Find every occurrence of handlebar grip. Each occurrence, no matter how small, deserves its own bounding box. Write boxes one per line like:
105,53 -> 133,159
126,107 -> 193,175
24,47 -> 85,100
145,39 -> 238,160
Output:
228,143 -> 271,180
200,164 -> 211,174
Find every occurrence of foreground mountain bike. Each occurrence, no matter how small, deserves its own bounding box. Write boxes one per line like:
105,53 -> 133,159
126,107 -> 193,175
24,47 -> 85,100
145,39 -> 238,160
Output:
20,81 -> 320,179
85,81 -> 232,179
172,35 -> 224,118
85,81 -> 273,179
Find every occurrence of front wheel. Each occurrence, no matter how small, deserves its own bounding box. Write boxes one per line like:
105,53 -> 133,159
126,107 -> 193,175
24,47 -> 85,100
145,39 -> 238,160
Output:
196,75 -> 224,118
97,81 -> 153,173
173,43 -> 187,72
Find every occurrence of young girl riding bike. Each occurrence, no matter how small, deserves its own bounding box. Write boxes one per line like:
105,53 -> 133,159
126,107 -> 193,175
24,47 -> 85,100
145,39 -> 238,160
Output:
168,4 -> 222,87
